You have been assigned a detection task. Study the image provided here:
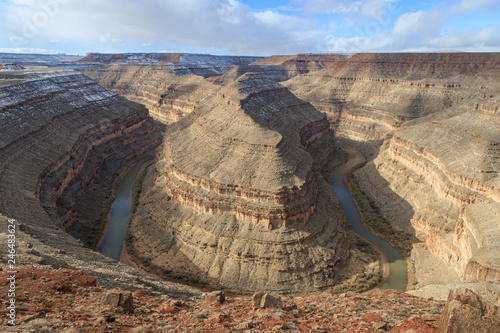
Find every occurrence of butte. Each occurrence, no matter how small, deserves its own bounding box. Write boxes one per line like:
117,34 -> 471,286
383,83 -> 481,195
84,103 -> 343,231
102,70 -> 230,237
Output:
128,73 -> 352,293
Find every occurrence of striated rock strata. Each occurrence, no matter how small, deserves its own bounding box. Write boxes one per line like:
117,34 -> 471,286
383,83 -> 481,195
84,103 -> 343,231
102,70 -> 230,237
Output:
129,73 -> 352,293
0,69 -> 160,250
81,54 -> 349,125
79,52 -> 264,77
211,53 -> 350,84
81,65 -> 220,124
284,52 -> 500,291
0,68 -> 201,299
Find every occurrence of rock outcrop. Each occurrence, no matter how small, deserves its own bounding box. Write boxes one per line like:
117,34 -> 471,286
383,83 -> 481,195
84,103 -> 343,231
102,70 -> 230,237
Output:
128,73 -> 352,293
80,52 -> 264,77
438,288 -> 500,333
284,52 -> 500,293
81,65 -> 220,124
0,68 -> 201,299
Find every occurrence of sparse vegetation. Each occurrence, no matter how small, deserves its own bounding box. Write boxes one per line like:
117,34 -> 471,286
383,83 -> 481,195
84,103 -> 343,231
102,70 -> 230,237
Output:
197,311 -> 208,320
347,168 -> 413,257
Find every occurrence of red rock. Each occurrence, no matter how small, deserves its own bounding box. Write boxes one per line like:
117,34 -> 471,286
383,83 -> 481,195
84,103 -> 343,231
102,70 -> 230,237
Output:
363,313 -> 383,323
299,323 -> 311,330
389,318 -> 436,332
160,306 -> 180,314
262,319 -> 284,328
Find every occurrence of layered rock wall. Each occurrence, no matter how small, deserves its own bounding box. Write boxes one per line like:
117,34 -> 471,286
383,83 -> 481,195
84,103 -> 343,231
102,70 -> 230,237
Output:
128,73 -> 351,293
284,53 -> 500,287
81,65 -> 220,124
0,70 -> 161,247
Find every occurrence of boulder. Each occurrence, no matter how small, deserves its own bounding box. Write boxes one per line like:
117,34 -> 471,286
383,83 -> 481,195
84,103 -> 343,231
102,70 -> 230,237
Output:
101,290 -> 134,314
252,292 -> 283,309
205,290 -> 225,304
438,288 -> 500,333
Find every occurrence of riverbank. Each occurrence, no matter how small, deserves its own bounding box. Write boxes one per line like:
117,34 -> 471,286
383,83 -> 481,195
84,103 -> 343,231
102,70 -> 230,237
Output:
330,145 -> 407,291
94,158 -> 150,251
96,157 -> 153,260
119,160 -> 153,270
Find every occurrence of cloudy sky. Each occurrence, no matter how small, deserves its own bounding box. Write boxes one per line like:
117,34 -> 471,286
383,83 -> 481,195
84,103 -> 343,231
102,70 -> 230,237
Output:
0,0 -> 499,56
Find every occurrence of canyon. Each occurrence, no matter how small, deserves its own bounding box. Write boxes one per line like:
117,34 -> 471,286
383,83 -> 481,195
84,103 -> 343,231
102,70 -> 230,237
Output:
0,66 -> 201,299
0,52 -> 499,330
83,52 -> 500,301
127,72 -> 355,293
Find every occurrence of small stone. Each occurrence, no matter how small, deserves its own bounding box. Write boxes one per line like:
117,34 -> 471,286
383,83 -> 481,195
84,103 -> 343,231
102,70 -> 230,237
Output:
171,300 -> 187,308
101,290 -> 134,314
252,292 -> 265,308
261,294 -> 283,309
235,321 -> 254,330
205,290 -> 225,304
372,321 -> 388,330
283,304 -> 298,311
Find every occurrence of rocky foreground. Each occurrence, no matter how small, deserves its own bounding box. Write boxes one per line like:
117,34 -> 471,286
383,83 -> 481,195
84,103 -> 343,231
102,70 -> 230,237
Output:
3,266 -> 500,333
0,266 -> 447,333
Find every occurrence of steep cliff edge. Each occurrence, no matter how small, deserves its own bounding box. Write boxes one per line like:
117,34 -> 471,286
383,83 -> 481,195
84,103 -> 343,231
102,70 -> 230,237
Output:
284,53 -> 500,295
0,69 -> 200,298
79,53 -> 264,77
128,73 -> 354,293
81,65 -> 220,124
80,54 -> 349,125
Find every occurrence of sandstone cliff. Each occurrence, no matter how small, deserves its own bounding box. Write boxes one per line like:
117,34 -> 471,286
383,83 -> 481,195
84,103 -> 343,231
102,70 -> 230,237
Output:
284,52 -> 500,294
81,65 -> 220,124
208,53 -> 349,85
80,52 -> 264,77
0,68 -> 200,298
128,73 -> 352,293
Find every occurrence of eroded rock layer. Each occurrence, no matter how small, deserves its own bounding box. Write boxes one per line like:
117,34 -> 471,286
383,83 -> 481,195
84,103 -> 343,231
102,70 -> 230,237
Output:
81,65 -> 220,124
284,52 -> 500,288
81,54 -> 349,125
129,73 -> 351,293
80,53 -> 264,77
0,69 -> 161,247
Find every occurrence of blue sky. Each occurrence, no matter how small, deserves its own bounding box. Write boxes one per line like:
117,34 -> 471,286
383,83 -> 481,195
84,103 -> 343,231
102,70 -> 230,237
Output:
0,0 -> 499,55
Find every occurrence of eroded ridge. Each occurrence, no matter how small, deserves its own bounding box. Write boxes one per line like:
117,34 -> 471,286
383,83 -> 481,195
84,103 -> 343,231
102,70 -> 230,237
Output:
0,69 -> 161,261
129,73 -> 352,293
284,52 -> 500,292
81,65 -> 220,124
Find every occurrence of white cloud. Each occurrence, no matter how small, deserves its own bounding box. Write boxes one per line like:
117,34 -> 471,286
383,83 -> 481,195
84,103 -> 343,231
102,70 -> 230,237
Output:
0,47 -> 57,53
293,0 -> 395,18
429,26 -> 500,50
99,34 -> 126,46
393,10 -> 443,37
0,0 -> 498,55
452,0 -> 500,15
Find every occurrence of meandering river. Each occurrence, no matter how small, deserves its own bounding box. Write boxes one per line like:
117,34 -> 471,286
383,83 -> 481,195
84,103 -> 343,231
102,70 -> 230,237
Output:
98,149 -> 407,291
330,148 -> 407,291
96,160 -> 149,260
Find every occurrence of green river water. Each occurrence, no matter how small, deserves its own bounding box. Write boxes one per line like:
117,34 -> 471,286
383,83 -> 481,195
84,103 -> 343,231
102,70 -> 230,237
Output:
330,148 -> 407,291
98,150 -> 407,291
